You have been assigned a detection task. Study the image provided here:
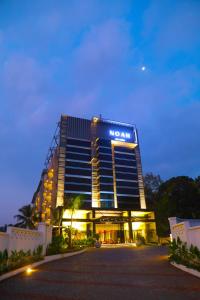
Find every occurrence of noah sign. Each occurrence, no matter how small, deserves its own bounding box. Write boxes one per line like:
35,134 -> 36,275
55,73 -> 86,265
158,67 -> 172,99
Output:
109,130 -> 131,141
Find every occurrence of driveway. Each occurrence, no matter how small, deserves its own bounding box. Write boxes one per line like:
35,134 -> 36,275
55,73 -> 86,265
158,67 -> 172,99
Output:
0,246 -> 200,300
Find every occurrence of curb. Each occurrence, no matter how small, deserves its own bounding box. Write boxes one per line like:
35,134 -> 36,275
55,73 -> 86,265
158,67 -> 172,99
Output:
171,262 -> 200,279
0,248 -> 86,282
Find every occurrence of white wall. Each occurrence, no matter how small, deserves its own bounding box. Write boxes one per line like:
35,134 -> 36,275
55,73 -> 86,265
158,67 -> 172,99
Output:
0,223 -> 52,255
188,226 -> 200,250
0,232 -> 9,252
169,217 -> 200,249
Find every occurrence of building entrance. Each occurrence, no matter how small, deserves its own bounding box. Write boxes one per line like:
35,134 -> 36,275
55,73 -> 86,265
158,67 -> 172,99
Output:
96,223 -> 124,244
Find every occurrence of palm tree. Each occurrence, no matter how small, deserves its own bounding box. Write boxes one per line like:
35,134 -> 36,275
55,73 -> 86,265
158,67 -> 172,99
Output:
64,195 -> 82,248
14,204 -> 36,229
51,205 -> 64,235
52,195 -> 83,247
66,195 -> 82,227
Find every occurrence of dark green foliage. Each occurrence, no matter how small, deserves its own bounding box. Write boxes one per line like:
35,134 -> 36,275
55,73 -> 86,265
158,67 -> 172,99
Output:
0,246 -> 44,275
158,177 -> 200,218
195,176 -> 200,193
155,176 -> 200,237
32,245 -> 43,261
51,195 -> 83,237
93,233 -> 100,241
73,236 -> 96,247
46,234 -> 86,255
14,204 -> 36,229
144,174 -> 200,237
51,206 -> 64,235
0,225 -> 7,232
0,250 -> 8,274
0,249 -> 8,262
46,235 -> 67,255
64,194 -> 83,211
63,195 -> 83,248
169,238 -> 200,272
136,234 -> 146,246
144,173 -> 162,209
47,223 -> 97,255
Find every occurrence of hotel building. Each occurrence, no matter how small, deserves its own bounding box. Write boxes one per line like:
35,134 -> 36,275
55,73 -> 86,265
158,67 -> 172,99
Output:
32,115 -> 157,243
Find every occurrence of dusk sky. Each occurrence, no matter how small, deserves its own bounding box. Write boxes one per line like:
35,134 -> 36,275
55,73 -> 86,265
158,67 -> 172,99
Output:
0,0 -> 200,225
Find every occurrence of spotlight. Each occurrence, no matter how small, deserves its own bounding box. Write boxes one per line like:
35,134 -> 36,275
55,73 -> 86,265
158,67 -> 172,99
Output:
26,267 -> 33,274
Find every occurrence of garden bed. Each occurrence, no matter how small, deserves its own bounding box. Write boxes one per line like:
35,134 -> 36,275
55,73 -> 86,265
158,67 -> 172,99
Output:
169,237 -> 200,276
0,246 -> 44,276
0,248 -> 86,282
171,261 -> 200,278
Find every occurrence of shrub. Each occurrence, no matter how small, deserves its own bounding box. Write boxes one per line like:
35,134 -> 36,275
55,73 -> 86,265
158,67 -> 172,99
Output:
93,233 -> 100,241
169,238 -> 200,272
46,235 -> 67,255
136,234 -> 146,246
73,237 -> 95,247
0,249 -> 8,263
0,250 -> 9,274
0,247 -> 44,275
32,245 -> 43,261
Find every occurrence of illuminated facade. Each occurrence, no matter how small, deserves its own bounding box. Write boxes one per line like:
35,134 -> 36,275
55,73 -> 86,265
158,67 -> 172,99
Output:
32,115 -> 157,243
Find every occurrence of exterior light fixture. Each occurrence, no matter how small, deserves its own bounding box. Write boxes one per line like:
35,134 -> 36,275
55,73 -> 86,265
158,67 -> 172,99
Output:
26,267 -> 33,274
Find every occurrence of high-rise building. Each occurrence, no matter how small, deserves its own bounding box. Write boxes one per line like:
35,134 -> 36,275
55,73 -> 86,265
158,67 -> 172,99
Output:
32,115 -> 157,243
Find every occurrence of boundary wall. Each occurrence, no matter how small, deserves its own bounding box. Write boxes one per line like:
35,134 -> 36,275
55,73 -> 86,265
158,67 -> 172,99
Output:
169,217 -> 200,249
0,223 -> 52,255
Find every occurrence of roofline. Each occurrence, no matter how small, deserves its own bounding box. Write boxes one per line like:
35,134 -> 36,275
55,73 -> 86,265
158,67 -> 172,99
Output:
61,114 -> 136,128
98,117 -> 136,128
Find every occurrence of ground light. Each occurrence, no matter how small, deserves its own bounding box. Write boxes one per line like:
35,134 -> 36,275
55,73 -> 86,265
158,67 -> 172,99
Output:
26,267 -> 34,275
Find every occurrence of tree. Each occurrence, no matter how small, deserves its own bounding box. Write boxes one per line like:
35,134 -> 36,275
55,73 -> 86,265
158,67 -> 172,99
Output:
0,225 -> 7,232
64,195 -> 83,248
51,195 -> 83,248
195,176 -> 200,192
51,205 -> 64,236
155,176 -> 200,236
144,173 -> 162,209
65,195 -> 82,227
14,204 -> 36,229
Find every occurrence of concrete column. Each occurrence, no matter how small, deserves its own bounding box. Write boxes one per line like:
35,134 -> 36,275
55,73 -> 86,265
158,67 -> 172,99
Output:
168,217 -> 178,231
92,210 -> 96,235
93,222 -> 96,235
120,223 -> 125,243
38,223 -> 52,254
128,211 -> 133,242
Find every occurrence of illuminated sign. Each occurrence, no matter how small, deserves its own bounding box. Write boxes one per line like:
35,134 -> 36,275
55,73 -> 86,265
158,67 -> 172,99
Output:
109,130 -> 131,141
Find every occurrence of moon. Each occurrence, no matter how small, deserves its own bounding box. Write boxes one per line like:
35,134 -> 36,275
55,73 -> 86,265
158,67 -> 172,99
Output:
141,66 -> 146,71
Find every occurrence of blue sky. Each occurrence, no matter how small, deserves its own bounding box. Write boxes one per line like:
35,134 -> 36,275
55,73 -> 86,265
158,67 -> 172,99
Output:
0,0 -> 200,224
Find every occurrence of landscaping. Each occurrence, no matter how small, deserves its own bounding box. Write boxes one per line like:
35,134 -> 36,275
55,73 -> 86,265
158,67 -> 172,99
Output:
0,245 -> 43,275
46,234 -> 98,255
169,237 -> 200,272
0,232 -> 98,276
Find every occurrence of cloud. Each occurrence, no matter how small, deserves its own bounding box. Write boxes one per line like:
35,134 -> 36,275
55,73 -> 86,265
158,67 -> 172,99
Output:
120,65 -> 200,178
1,54 -> 52,129
37,11 -> 62,35
66,90 -> 99,116
143,0 -> 200,58
3,55 -> 49,98
0,1 -> 200,224
72,19 -> 132,90
0,174 -> 33,226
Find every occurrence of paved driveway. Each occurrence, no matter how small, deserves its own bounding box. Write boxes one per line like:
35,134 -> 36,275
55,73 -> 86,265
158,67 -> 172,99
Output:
0,246 -> 200,300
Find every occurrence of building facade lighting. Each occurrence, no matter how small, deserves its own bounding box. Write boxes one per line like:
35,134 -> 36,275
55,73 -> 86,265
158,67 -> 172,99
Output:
32,115 -> 157,244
